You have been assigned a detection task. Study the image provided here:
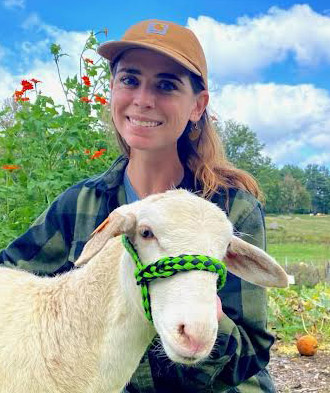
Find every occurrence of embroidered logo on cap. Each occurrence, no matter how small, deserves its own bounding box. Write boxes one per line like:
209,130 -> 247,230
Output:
146,22 -> 169,35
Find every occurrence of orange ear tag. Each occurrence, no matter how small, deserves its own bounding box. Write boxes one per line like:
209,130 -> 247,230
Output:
91,216 -> 110,236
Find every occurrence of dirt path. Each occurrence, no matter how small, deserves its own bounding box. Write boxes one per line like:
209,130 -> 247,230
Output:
268,350 -> 330,392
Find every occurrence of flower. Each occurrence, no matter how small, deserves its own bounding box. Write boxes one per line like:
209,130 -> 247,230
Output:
82,76 -> 91,86
14,90 -> 30,102
84,58 -> 94,64
84,149 -> 91,154
90,149 -> 106,159
80,97 -> 92,103
21,80 -> 34,91
30,78 -> 41,84
2,164 -> 20,171
14,90 -> 24,100
94,95 -> 108,105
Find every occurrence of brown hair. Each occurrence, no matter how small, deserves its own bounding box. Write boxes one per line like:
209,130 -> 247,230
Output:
110,64 -> 263,201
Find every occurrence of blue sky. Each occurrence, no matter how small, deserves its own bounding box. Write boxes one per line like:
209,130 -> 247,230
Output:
1,0 -> 329,168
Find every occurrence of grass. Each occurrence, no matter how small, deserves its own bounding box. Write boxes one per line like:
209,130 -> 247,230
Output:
267,243 -> 329,266
265,214 -> 330,266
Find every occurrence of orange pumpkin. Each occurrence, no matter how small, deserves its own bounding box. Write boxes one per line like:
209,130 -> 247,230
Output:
296,335 -> 318,356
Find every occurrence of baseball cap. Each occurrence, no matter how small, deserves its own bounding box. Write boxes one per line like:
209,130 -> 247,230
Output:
97,19 -> 208,89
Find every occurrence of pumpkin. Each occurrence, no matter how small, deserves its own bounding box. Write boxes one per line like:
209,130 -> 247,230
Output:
296,335 -> 318,356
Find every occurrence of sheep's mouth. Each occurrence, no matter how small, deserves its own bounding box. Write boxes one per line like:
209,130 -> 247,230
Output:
161,337 -> 210,365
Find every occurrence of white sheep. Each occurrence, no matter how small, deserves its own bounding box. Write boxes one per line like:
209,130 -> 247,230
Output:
0,189 -> 288,393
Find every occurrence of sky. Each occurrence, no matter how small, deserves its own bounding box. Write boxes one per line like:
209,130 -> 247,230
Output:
0,0 -> 329,168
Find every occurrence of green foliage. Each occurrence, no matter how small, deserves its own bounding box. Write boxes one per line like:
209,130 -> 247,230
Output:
305,164 -> 330,214
0,31 -> 120,248
219,119 -> 270,178
268,284 -> 330,343
215,119 -> 330,214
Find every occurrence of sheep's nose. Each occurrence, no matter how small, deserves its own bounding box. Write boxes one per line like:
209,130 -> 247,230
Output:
177,324 -> 208,353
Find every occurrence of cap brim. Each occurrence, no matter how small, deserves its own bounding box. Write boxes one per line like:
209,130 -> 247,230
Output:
97,40 -> 202,77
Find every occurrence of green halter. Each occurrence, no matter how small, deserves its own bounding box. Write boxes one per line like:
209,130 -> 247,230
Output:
121,235 -> 227,323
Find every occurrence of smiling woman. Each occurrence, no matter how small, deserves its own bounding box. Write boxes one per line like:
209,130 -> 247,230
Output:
1,19 -> 277,393
110,49 -> 207,169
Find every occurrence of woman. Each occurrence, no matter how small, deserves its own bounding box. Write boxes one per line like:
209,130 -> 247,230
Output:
0,20 -> 275,392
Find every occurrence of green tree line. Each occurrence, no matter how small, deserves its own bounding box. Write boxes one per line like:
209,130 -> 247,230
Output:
218,120 -> 330,214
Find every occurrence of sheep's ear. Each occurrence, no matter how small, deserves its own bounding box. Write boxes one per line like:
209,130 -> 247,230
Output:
224,235 -> 289,288
74,210 -> 136,267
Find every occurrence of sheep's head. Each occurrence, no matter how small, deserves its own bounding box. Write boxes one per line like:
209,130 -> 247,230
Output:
76,189 -> 288,365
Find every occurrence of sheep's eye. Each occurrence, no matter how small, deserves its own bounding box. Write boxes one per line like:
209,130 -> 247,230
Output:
139,227 -> 154,239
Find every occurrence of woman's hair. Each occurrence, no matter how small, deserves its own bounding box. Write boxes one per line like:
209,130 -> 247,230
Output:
110,61 -> 263,201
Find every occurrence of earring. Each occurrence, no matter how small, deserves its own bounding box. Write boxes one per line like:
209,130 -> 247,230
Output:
189,122 -> 200,141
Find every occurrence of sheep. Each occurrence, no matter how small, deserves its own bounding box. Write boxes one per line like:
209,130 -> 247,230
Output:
0,189 -> 288,393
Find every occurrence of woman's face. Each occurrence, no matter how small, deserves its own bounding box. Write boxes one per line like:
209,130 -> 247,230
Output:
110,49 -> 208,154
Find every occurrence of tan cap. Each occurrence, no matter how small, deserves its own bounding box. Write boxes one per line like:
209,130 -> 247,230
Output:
97,19 -> 208,89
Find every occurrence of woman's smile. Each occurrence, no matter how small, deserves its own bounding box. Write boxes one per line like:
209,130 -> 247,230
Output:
126,116 -> 163,128
110,48 -> 204,152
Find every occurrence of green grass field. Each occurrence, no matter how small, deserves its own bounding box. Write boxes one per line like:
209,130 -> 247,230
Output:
265,214 -> 330,266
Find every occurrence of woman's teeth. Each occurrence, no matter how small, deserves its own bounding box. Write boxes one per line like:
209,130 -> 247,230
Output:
129,118 -> 161,127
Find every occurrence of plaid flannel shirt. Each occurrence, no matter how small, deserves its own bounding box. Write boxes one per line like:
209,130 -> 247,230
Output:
0,155 -> 276,393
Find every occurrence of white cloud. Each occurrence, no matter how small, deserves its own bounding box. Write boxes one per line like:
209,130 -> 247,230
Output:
2,0 -> 24,9
188,4 -> 330,81
0,66 -> 19,103
210,82 -> 330,166
301,152 -> 330,167
0,14 -> 95,105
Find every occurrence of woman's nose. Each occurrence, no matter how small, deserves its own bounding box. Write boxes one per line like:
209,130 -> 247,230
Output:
133,86 -> 156,109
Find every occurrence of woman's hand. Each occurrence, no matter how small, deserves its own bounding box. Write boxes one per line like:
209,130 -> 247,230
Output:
217,295 -> 223,321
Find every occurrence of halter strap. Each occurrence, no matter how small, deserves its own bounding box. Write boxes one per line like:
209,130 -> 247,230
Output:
122,235 -> 227,323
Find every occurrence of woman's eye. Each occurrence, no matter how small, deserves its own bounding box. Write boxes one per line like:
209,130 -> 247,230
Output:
158,80 -> 177,92
139,227 -> 154,239
119,75 -> 139,87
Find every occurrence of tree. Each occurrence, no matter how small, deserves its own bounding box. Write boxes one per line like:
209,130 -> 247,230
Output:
218,120 -> 269,178
279,174 -> 311,213
280,164 -> 307,186
305,165 -> 330,214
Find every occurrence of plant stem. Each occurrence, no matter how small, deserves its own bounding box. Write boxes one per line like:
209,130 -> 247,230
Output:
301,313 -> 310,335
54,56 -> 72,114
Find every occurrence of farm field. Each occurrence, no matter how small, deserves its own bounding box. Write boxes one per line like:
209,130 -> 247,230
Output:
265,214 -> 330,266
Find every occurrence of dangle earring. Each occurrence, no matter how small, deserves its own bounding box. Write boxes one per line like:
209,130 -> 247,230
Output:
189,122 -> 201,141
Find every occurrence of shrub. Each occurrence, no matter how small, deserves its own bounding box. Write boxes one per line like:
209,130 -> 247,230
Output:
0,30 -> 120,248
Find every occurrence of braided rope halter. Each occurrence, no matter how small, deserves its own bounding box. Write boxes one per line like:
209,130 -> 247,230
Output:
121,235 -> 227,323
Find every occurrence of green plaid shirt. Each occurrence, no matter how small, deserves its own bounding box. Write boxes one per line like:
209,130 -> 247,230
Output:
1,155 -> 275,393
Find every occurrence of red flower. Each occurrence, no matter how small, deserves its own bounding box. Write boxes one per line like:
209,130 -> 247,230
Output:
30,78 -> 41,84
90,149 -> 106,159
94,95 -> 108,105
82,76 -> 91,86
21,80 -> 34,91
80,97 -> 92,103
14,89 -> 30,102
14,90 -> 24,101
84,149 -> 91,154
2,164 -> 20,171
84,58 -> 94,64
